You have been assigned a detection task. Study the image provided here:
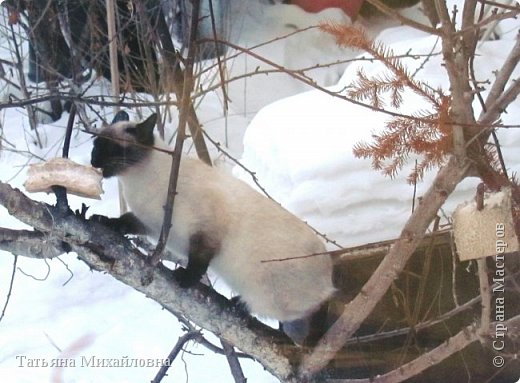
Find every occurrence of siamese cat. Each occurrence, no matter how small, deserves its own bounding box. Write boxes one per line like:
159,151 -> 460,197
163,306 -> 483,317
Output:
90,112 -> 335,342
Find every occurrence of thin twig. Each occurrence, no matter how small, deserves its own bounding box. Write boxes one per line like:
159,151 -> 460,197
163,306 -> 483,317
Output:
106,0 -> 120,110
208,0 -> 229,112
151,331 -> 203,383
480,77 -> 520,126
467,5 -> 510,180
221,340 -> 247,383
330,315 -> 520,383
56,2 -> 91,130
0,253 -> 17,323
196,336 -> 254,361
150,0 -> 202,266
345,294 -> 481,346
480,33 -> 520,124
457,8 -> 520,36
0,92 -> 179,109
491,130 -> 509,179
8,23 -> 41,147
204,36 -> 450,124
148,0 -> 212,165
478,0 -> 520,12
364,0 -> 441,36
477,258 -> 491,343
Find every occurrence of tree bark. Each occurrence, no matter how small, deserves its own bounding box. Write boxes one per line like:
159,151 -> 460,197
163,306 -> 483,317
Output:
0,181 -> 299,382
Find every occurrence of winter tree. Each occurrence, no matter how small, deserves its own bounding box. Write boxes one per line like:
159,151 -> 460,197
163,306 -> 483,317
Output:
0,1 -> 519,382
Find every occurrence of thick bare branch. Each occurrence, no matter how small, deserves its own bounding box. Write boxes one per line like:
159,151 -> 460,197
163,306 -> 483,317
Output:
0,227 -> 64,259
0,182 -> 136,260
151,331 -> 203,383
0,181 -> 298,382
480,34 -> 520,125
221,340 -> 247,383
480,78 -> 520,126
299,155 -> 471,377
435,0 -> 473,157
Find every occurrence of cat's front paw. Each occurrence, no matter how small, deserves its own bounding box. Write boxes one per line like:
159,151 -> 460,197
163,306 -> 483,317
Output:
89,214 -> 112,227
75,203 -> 89,219
172,267 -> 200,288
89,214 -> 126,235
230,296 -> 250,317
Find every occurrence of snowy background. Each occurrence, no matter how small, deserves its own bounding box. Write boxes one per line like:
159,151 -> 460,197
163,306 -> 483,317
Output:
1,1 -> 520,382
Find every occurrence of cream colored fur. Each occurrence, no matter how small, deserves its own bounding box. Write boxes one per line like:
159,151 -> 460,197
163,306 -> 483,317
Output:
107,123 -> 335,321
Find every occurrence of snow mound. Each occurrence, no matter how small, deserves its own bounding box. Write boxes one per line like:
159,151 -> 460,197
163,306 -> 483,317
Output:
235,26 -> 520,247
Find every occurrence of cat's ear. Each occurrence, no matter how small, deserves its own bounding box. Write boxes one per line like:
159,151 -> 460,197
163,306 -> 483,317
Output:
112,110 -> 129,124
135,113 -> 157,144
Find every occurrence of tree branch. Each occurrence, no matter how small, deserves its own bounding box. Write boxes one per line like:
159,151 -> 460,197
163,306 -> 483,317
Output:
299,155 -> 471,378
0,227 -> 64,259
0,251 -> 17,322
330,314 -> 520,383
479,33 -> 520,125
364,0 -> 441,35
480,78 -> 520,126
144,0 -> 212,165
221,340 -> 247,383
150,0 -> 204,266
151,331 -> 203,383
0,182 -> 299,382
435,0 -> 472,158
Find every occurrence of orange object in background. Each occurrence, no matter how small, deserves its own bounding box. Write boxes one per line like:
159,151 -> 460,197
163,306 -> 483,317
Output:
290,0 -> 365,19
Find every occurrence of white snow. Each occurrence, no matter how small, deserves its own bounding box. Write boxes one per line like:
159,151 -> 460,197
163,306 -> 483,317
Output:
235,26 -> 520,248
0,105 -> 278,382
1,1 -> 519,383
206,2 -> 350,118
205,1 -> 425,119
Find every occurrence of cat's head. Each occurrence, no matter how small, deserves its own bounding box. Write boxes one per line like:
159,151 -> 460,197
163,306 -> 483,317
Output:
91,112 -> 158,178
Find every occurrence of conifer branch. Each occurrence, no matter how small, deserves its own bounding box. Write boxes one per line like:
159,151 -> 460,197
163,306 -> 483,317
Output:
322,24 -> 450,183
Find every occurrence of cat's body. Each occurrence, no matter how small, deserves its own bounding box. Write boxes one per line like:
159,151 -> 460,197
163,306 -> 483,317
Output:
91,113 -> 335,327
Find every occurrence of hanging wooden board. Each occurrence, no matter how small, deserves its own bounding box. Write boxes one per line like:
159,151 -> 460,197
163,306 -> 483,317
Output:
453,187 -> 519,261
